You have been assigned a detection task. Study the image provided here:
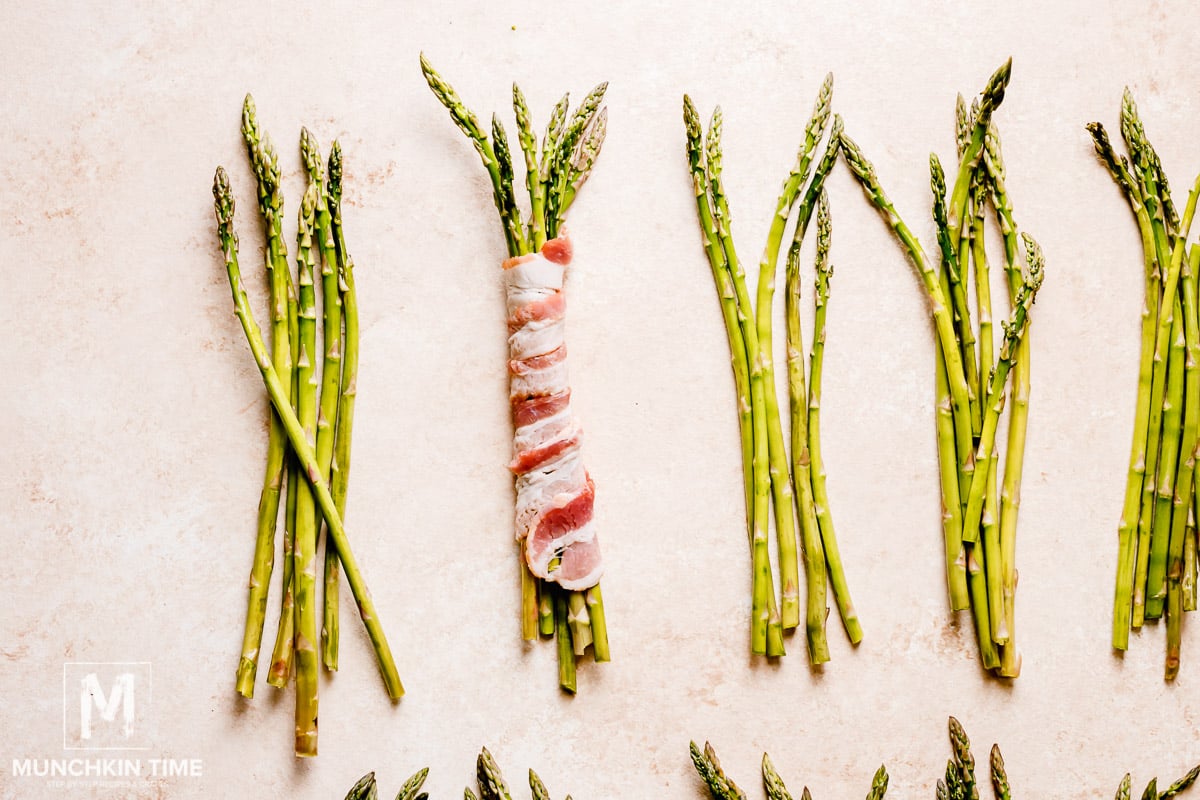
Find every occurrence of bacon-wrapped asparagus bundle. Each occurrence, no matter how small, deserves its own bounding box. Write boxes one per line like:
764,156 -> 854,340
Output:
422,54 -> 609,691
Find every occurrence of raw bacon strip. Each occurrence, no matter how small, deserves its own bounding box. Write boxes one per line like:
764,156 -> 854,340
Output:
503,234 -> 602,590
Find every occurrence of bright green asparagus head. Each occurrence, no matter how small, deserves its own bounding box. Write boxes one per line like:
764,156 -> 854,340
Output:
683,95 -> 706,178
540,92 -> 570,174
1086,122 -> 1139,201
212,166 -> 237,251
805,72 -> 834,149
476,747 -> 513,800
838,129 -> 883,199
705,106 -> 724,183
300,126 -> 324,184
1143,779 -> 1159,800
327,140 -> 343,206
955,93 -> 970,157
395,767 -> 429,800
930,152 -> 948,211
1116,774 -> 1132,800
948,717 -> 975,774
343,771 -> 377,800
1162,765 -> 1200,799
867,765 -> 889,800
761,753 -> 794,800
491,114 -> 516,185
984,123 -> 1006,183
815,189 -> 832,300
528,769 -> 550,800
420,53 -> 490,158
989,745 -> 1010,800
511,83 -> 538,168
1120,87 -> 1146,168
978,58 -> 1013,124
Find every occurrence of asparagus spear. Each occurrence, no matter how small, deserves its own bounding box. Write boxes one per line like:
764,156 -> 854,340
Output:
344,772 -> 378,800
300,129 -> 345,676
684,95 -> 781,657
702,104 -> 786,656
762,754 -> 795,800
212,168 -> 404,704
477,747 -> 515,800
865,765 -> 889,800
930,154 -> 972,611
326,140 -> 359,672
292,179 -> 322,756
990,745 -> 1011,800
985,123 -> 1028,674
235,95 -> 292,698
1185,507 -> 1198,612
807,191 -> 861,642
420,54 -> 521,256
397,768 -> 431,800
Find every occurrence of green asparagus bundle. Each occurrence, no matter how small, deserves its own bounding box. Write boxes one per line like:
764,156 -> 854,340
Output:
840,59 -> 1044,677
683,75 -> 860,662
1090,90 -> 1200,678
693,719 -> 1200,800
421,55 -> 610,693
213,97 -> 402,758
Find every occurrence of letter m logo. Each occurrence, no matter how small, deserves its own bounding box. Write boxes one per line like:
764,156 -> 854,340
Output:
64,662 -> 152,750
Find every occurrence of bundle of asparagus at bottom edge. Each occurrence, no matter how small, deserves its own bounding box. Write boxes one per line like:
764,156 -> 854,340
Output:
682,76 -> 860,662
420,54 -> 610,693
340,749 -> 562,800
1089,91 -> 1200,679
212,96 -> 403,758
692,717 -> 1200,800
840,58 -> 1045,678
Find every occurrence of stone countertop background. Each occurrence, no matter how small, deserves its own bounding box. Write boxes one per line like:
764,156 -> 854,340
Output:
4,1 -> 1200,797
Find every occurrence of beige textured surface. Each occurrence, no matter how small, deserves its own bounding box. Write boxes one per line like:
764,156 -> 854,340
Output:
5,1 -> 1200,797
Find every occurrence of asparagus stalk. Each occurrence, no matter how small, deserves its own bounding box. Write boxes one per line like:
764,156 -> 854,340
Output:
235,95 -> 292,698
684,95 -> 781,657
985,123 -> 1027,674
213,168 -> 404,705
1186,507 -> 1198,612
268,234 -> 301,688
808,191 -> 861,642
586,584 -> 611,662
299,130 -> 346,676
326,140 -> 359,671
554,588 -> 576,693
1167,248 -> 1200,676
930,154 -> 972,610
703,105 -> 785,655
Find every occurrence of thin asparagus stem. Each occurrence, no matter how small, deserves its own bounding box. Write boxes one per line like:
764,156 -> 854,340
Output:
704,106 -> 786,655
1186,506 -> 1198,612
685,95 -> 781,657
808,192 -> 861,643
292,178 -> 321,756
235,95 -> 291,698
512,84 -> 546,250
986,123 -> 1027,675
586,584 -> 610,662
785,213 -> 829,664
213,168 -> 403,705
554,588 -> 576,693
931,154 -> 971,610
420,54 -> 520,257
326,140 -> 358,672
301,129 -> 345,676
1167,248 -> 1200,677
268,240 -> 301,688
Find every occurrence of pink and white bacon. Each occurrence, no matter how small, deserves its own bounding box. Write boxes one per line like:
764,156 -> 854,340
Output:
504,234 -> 602,591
